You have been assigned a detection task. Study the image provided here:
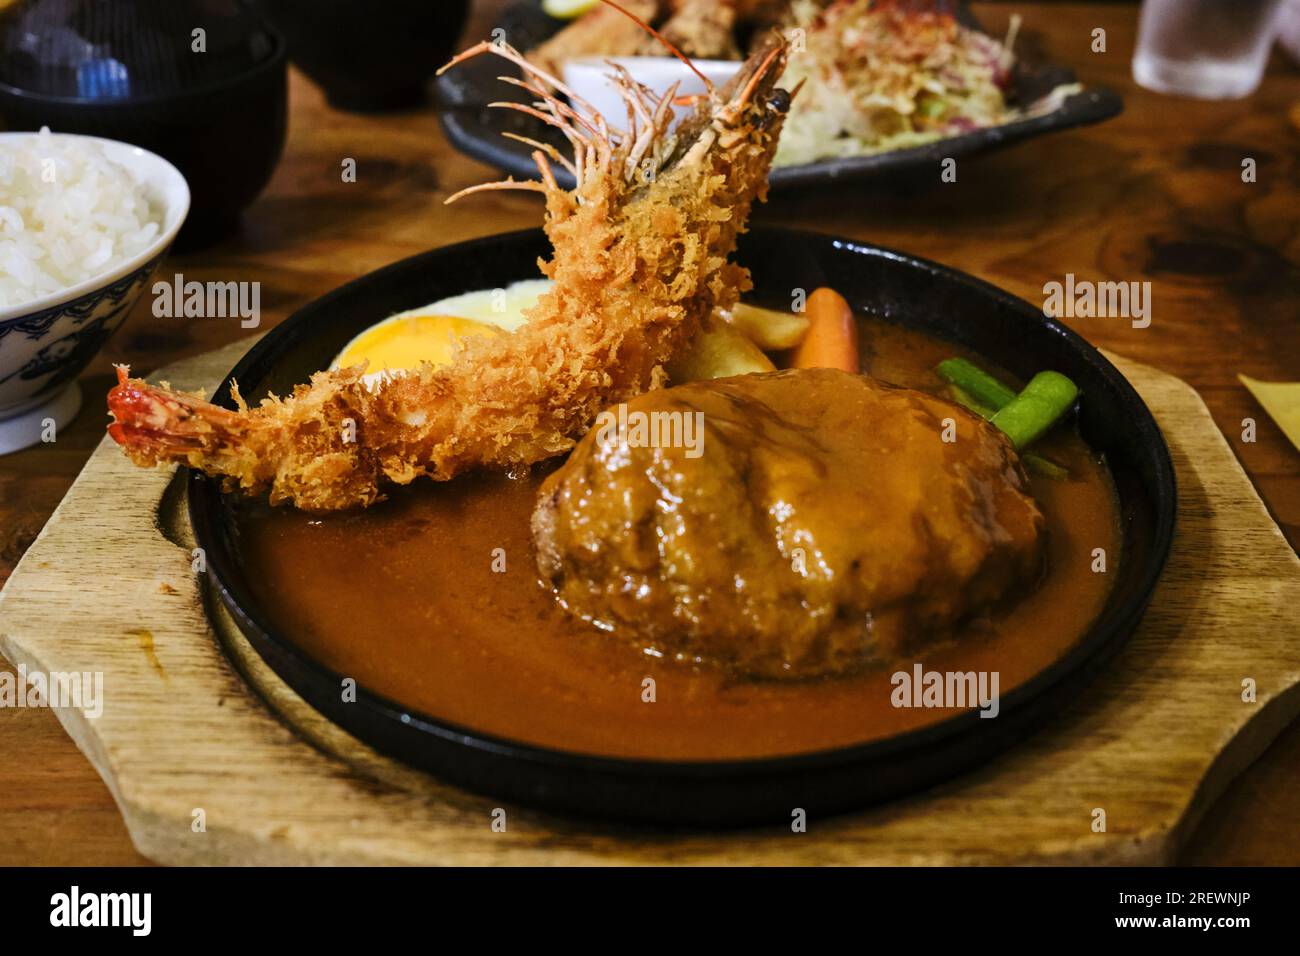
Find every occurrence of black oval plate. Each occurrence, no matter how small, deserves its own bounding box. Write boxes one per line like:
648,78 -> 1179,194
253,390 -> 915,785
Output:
189,227 -> 1175,827
435,2 -> 1123,191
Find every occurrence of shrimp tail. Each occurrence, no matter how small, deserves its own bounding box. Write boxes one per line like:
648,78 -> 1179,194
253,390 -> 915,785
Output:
107,365 -> 241,458
108,364 -> 386,511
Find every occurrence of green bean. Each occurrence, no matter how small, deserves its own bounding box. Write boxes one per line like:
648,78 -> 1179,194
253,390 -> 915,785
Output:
1023,452 -> 1070,480
990,371 -> 1079,450
946,383 -> 1070,480
938,357 -> 1080,464
936,358 -> 1017,410
947,384 -> 997,418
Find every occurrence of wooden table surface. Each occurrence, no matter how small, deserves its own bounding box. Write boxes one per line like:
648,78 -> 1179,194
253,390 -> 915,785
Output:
1,1 -> 1296,866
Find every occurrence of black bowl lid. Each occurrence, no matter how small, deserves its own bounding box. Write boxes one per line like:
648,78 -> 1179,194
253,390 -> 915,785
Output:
0,0 -> 276,100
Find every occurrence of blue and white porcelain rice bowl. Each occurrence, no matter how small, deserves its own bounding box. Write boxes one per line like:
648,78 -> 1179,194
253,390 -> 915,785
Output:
0,131 -> 189,453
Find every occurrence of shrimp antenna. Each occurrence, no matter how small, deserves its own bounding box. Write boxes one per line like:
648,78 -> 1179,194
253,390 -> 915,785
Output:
598,0 -> 714,95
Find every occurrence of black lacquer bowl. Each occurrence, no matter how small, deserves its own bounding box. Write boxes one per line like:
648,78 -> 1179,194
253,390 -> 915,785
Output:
189,228 -> 1176,827
435,2 -> 1123,192
0,0 -> 287,249
253,0 -> 470,112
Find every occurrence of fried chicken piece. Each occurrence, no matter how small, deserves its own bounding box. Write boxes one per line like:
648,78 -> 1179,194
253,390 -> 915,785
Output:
532,0 -> 755,74
530,0 -> 660,75
652,0 -> 741,60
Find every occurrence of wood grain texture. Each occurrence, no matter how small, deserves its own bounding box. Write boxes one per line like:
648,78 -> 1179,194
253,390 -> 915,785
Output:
0,338 -> 1295,866
0,1 -> 1297,864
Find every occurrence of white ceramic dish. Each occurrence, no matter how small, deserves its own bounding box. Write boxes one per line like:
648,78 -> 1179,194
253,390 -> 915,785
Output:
0,132 -> 189,453
561,56 -> 741,133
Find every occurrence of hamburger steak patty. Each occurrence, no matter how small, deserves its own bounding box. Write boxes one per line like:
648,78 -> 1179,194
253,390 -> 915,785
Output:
531,367 -> 1046,679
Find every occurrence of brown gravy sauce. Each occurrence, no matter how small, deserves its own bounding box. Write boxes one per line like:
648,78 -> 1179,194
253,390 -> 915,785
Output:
235,318 -> 1120,760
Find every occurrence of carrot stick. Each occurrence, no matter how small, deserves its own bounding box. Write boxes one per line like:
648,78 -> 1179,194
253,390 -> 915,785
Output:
792,287 -> 859,373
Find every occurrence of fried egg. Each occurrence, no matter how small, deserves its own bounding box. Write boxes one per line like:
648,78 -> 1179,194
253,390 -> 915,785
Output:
332,278 -> 553,387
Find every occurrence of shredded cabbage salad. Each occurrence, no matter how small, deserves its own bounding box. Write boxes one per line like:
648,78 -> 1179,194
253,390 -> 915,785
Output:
777,0 -> 1076,166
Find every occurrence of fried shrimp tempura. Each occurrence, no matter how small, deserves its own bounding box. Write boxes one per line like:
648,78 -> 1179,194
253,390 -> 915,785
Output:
107,30 -> 791,512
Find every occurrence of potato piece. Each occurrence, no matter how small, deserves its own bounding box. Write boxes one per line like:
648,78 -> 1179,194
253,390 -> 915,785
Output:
668,323 -> 777,383
725,302 -> 811,351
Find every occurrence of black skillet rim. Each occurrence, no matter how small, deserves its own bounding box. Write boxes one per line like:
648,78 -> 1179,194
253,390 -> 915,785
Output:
188,226 -> 1177,813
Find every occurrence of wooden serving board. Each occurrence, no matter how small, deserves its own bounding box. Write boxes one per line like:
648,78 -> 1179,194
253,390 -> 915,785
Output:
1,338 -> 1297,866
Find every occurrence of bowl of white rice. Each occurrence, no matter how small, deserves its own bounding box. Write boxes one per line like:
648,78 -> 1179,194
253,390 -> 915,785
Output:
0,129 -> 188,453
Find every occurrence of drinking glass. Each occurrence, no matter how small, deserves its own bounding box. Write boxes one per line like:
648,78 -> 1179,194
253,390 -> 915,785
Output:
1133,0 -> 1284,99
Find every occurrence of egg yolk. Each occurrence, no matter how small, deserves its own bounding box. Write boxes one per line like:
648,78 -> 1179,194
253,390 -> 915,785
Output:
334,314 -> 503,375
